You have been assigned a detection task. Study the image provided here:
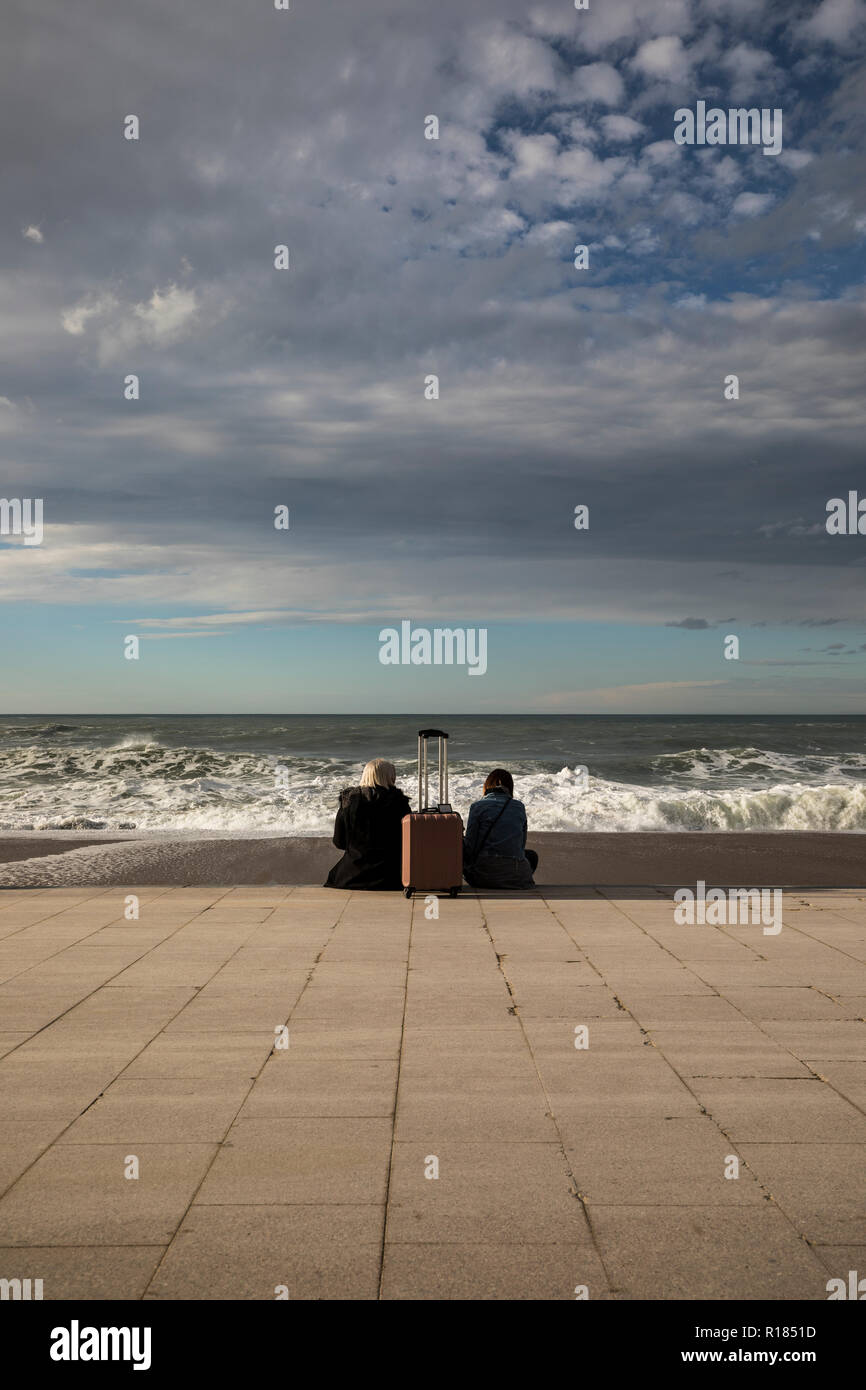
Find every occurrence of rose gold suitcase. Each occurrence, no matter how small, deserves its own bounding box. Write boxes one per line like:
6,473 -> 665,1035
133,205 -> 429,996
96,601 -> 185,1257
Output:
402,729 -> 463,898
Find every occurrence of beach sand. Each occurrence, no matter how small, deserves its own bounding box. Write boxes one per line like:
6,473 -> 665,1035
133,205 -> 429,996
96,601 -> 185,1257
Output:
0,830 -> 863,887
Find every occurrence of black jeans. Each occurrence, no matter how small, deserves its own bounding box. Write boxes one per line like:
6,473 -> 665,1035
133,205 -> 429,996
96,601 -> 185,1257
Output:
526,849 -> 538,873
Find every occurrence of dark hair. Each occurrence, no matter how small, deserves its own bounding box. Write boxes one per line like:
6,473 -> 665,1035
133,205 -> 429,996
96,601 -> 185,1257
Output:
483,768 -> 514,796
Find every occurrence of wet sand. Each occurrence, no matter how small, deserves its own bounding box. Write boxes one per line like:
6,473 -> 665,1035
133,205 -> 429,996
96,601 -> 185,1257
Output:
0,831 -> 863,886
0,837 -> 125,864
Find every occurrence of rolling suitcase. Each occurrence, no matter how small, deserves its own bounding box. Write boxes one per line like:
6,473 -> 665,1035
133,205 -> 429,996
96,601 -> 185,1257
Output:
402,728 -> 463,898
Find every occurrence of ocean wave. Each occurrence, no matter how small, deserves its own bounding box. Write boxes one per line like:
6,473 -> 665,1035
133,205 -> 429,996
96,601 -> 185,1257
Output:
0,746 -> 864,833
518,774 -> 866,833
0,722 -> 81,737
648,745 -> 866,784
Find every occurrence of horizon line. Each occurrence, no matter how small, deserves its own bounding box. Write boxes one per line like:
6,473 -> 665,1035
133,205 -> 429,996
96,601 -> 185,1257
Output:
0,712 -> 862,719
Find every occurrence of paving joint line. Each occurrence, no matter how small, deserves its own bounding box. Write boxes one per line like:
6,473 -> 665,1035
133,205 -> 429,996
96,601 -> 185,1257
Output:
376,896 -> 416,1301
479,891 -> 620,1299
545,899 -> 839,1270
139,894 -> 354,1300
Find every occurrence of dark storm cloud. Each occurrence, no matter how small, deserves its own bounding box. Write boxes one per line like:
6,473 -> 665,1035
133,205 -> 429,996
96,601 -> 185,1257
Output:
1,0 -> 865,626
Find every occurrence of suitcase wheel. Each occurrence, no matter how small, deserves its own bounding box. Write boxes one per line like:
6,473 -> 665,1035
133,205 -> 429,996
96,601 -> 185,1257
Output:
404,886 -> 413,898
449,887 -> 460,898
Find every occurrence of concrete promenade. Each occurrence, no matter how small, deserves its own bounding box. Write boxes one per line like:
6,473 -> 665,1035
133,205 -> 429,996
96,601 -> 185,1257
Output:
0,884 -> 864,1300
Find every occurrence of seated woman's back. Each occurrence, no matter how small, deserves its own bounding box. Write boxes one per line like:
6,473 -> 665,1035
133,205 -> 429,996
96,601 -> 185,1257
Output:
324,758 -> 411,890
463,768 -> 536,889
465,788 -> 527,858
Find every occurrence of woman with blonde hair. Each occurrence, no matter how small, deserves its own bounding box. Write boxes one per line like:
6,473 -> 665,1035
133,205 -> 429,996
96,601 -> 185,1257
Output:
324,758 -> 412,890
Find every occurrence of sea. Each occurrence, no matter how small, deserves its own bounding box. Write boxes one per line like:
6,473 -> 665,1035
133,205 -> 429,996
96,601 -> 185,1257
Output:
0,714 -> 864,835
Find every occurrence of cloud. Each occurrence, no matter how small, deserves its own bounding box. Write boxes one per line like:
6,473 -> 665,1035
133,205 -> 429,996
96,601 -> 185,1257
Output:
129,611 -> 305,629
0,0 -> 864,717
632,35 -> 692,83
555,116 -> 598,147
138,630 -> 230,640
666,190 -> 705,225
551,0 -> 695,57
798,0 -> 866,45
61,292 -> 118,336
567,62 -> 624,106
600,114 -> 646,142
132,284 -> 198,343
60,282 -> 199,362
780,149 -> 815,172
731,191 -> 775,218
719,42 -> 776,100
504,132 -> 559,180
711,155 -> 742,189
466,24 -> 559,97
641,139 -> 682,164
500,129 -> 624,209
538,680 -> 729,711
757,520 -> 825,538
525,219 -> 573,246
665,617 -> 714,629
22,224 -> 43,244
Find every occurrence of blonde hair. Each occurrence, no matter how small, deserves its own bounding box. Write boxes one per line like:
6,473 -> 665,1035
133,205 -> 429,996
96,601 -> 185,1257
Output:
360,758 -> 397,789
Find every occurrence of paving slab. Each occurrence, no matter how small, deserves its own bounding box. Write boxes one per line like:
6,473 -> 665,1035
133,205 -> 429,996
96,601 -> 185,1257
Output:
278,1023 -> 404,1060
380,1241 -> 614,1301
588,1205 -> 830,1300
123,1032 -> 275,1081
735,1143 -> 866,1245
690,1077 -> 866,1143
0,991 -> 97,1031
0,1121 -> 72,1196
562,1116 -> 769,1205
811,1060 -> 866,1109
760,1020 -> 866,1061
240,1058 -> 398,1118
144,1205 -> 382,1300
384,1142 -> 591,1245
534,1052 -> 702,1120
0,882 -> 863,1300
0,1245 -> 165,1299
642,1023 -> 814,1078
0,1143 -> 218,1246
395,1093 -> 559,1142
812,1246 -> 866,1285
57,1078 -> 252,1144
614,995 -> 743,1024
196,1117 -> 393,1205
719,987 -> 852,1020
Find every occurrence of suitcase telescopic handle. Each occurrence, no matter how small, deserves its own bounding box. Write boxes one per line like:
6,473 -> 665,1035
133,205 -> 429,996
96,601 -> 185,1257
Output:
417,729 -> 449,810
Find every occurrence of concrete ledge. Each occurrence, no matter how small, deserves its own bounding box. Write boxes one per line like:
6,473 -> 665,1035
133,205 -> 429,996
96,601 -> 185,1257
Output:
0,831 -> 863,887
530,831 -> 866,887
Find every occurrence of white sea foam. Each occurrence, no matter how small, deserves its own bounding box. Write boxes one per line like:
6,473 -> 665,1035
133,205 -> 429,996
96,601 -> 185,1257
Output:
0,740 -> 864,833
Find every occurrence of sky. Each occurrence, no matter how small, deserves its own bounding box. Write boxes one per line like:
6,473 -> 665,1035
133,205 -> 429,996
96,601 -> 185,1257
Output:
1,0 -> 864,714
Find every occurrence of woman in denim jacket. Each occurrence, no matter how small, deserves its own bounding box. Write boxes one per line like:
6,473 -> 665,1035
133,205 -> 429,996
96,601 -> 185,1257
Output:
462,769 -> 538,889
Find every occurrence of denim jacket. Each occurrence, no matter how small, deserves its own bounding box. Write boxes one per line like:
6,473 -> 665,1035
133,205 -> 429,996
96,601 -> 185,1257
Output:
463,789 -> 528,862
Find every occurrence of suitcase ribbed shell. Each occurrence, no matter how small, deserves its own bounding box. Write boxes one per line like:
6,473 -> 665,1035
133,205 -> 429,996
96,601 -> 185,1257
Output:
402,811 -> 463,892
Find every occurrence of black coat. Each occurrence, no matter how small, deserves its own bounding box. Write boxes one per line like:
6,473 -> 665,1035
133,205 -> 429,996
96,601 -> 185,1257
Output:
324,785 -> 412,890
